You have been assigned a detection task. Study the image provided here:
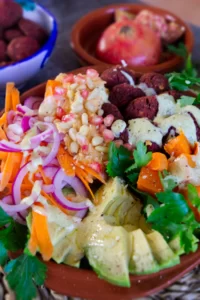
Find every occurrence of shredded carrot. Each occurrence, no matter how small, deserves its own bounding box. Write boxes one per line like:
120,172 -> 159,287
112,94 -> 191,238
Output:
147,152 -> 168,171
41,190 -> 69,215
76,168 -> 95,200
5,82 -> 14,112
31,202 -> 53,261
38,166 -> 52,185
164,132 -> 191,157
76,162 -> 106,184
0,113 -> 7,127
0,152 -> 8,160
28,223 -> 38,256
57,146 -> 75,176
0,126 -> 7,140
11,87 -> 20,110
0,153 -> 16,191
9,153 -> 23,182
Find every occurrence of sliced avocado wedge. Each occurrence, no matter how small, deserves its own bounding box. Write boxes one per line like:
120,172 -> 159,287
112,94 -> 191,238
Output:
129,229 -> 159,275
146,231 -> 180,269
85,222 -> 131,287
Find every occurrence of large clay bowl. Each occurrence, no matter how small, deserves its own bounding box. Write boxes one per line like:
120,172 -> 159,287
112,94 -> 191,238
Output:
20,65 -> 200,299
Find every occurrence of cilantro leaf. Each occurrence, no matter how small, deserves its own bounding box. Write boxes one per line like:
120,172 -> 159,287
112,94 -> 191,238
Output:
187,183 -> 200,210
167,42 -> 188,59
126,141 -> 152,172
193,94 -> 200,105
106,142 -> 132,177
147,188 -> 200,253
5,253 -> 47,300
177,95 -> 196,107
166,55 -> 200,91
0,207 -> 28,251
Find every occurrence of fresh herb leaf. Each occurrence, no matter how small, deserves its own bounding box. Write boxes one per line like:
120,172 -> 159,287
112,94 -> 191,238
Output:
0,241 -> 8,266
159,170 -> 178,191
167,42 -> 188,59
166,55 -> 200,91
177,95 -> 196,107
193,94 -> 200,105
127,172 -> 139,184
106,142 -> 132,177
126,141 -> 152,172
5,253 -> 47,300
0,207 -> 28,251
147,188 -> 200,253
187,183 -> 200,210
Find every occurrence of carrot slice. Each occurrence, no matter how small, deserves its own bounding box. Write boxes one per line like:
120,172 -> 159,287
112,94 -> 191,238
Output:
31,203 -> 53,261
164,132 -> 191,157
38,166 -> 52,185
137,166 -> 163,196
0,113 -> 7,127
28,222 -> 38,256
147,152 -> 168,171
0,153 -> 15,191
9,152 -> 23,182
11,87 -> 20,110
5,82 -> 14,112
45,80 -> 61,98
41,190 -> 69,215
0,126 -> 7,140
0,152 -> 8,160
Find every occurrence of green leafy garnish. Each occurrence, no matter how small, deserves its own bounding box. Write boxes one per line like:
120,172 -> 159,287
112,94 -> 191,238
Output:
166,55 -> 200,91
0,241 -> 8,266
5,253 -> 47,300
0,207 -> 28,251
187,183 -> 200,211
193,93 -> 200,105
167,42 -> 188,59
177,95 -> 196,107
106,142 -> 132,177
147,188 -> 200,253
126,141 -> 152,172
159,170 -> 178,191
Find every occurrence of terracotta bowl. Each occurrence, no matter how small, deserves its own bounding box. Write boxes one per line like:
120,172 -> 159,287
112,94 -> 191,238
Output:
70,4 -> 194,74
19,65 -> 200,299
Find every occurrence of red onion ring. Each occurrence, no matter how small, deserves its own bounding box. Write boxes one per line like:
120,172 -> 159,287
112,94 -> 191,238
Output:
0,197 -> 29,213
24,97 -> 43,110
43,166 -> 58,180
42,124 -> 60,166
21,116 -> 32,132
0,140 -> 31,152
43,184 -> 54,194
30,122 -> 54,148
12,162 -> 30,204
52,168 -> 89,211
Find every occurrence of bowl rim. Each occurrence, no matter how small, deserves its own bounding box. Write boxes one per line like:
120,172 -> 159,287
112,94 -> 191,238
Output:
0,3 -> 57,71
70,3 -> 194,72
19,65 -> 200,299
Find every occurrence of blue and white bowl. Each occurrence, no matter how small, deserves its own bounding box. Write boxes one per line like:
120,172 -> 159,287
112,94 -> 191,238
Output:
0,3 -> 57,92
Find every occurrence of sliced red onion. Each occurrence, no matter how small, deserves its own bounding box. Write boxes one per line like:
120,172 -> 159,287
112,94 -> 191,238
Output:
52,168 -> 89,211
75,209 -> 88,219
43,184 -> 54,193
43,166 -> 58,180
12,162 -> 30,204
17,104 -> 37,116
48,158 -> 59,166
0,198 -> 29,213
30,122 -> 54,148
0,140 -> 31,152
24,97 -> 43,109
7,110 -> 17,125
21,116 -> 32,132
42,124 -> 60,166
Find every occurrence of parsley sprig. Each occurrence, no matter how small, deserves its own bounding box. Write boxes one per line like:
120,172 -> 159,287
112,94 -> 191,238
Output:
0,207 -> 47,300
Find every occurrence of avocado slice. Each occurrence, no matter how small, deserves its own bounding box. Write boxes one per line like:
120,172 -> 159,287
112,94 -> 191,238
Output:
78,178 -> 133,287
129,229 -> 159,275
146,231 -> 180,269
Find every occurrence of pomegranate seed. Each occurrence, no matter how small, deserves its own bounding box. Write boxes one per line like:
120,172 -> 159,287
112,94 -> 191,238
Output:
123,143 -> 133,151
90,116 -> 103,125
81,144 -> 89,153
103,129 -> 114,142
74,74 -> 86,83
86,69 -> 99,78
54,87 -> 65,95
63,73 -> 74,83
89,162 -> 102,173
80,89 -> 89,99
114,140 -> 123,147
62,113 -> 75,122
56,107 -> 65,119
104,114 -> 114,127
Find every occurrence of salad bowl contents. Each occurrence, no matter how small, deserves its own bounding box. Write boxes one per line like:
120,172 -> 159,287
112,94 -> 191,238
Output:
1,59 -> 200,300
71,4 -> 193,73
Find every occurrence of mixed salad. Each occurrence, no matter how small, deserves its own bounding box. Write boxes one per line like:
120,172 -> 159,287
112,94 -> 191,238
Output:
1,54 -> 200,300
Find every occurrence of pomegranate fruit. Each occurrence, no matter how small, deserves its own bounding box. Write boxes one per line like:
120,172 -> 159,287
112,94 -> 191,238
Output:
96,20 -> 162,66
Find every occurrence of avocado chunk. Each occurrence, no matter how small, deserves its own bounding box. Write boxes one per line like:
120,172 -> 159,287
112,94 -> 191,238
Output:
78,178 -> 133,287
146,231 -> 180,269
129,229 -> 159,274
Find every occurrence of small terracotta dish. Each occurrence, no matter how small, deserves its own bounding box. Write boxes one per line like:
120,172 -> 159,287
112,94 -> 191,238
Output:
19,65 -> 200,300
70,4 -> 194,73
